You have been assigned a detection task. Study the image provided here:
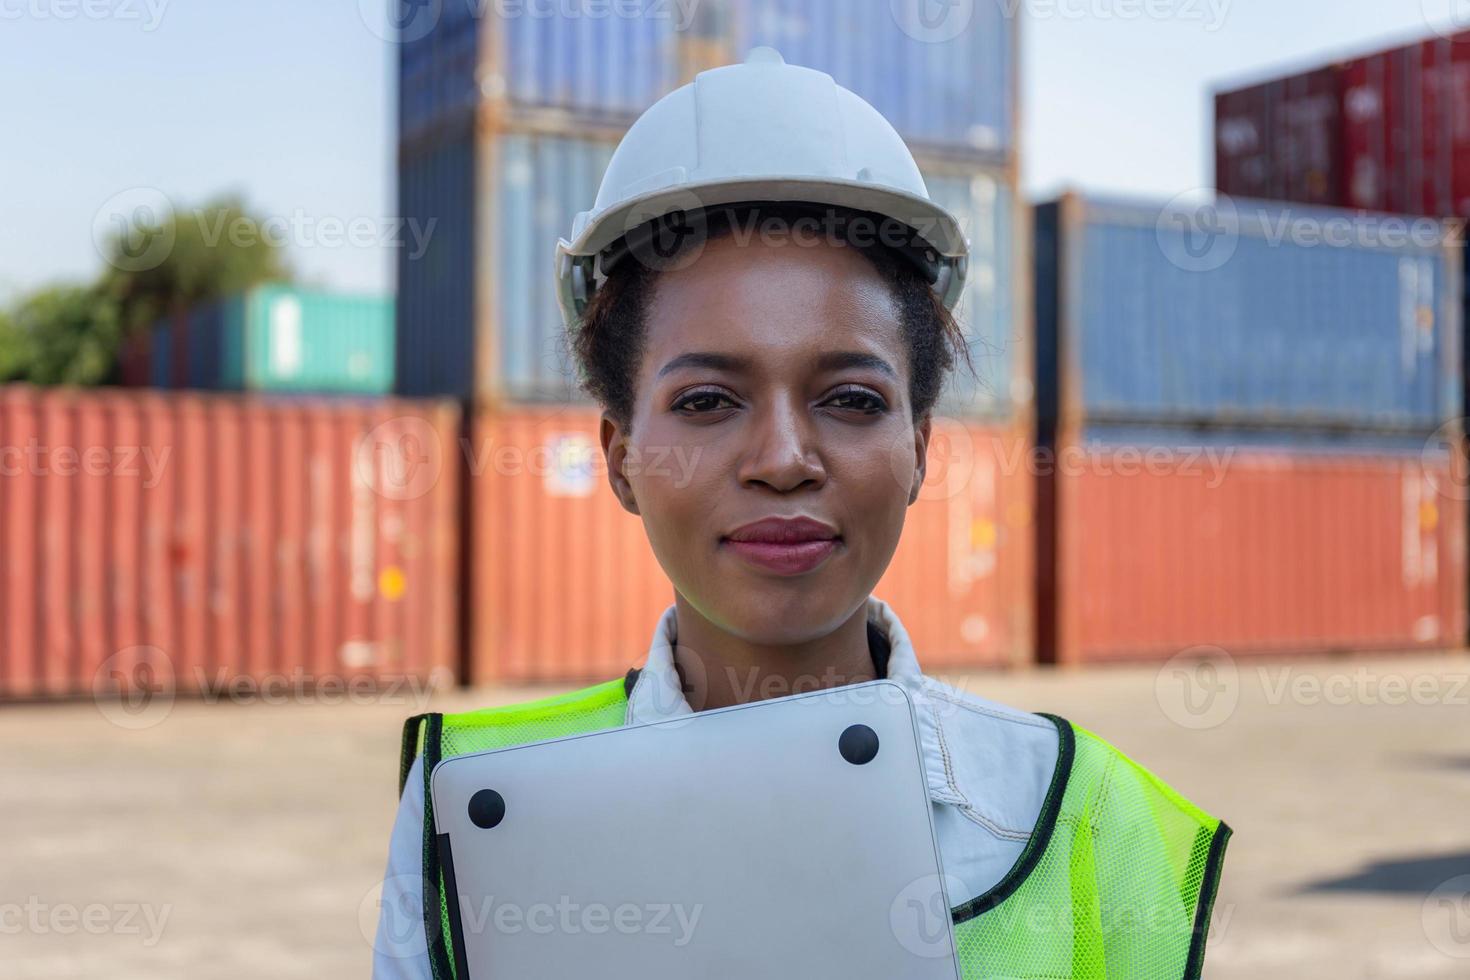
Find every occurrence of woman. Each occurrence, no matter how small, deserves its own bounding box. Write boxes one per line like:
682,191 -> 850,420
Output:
374,48 -> 1230,980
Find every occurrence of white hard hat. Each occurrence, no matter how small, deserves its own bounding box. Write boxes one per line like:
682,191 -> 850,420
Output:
554,46 -> 971,330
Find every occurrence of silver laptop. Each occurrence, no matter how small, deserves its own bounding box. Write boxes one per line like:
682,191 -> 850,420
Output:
430,679 -> 962,979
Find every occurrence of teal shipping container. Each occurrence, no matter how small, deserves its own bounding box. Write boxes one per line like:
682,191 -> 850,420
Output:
178,285 -> 394,394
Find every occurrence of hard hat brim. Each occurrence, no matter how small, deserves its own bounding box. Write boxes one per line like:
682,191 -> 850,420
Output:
563,176 -> 969,261
555,177 -> 970,326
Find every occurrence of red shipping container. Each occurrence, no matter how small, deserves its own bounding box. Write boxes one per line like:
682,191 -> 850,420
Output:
1038,437 -> 1467,665
1274,66 -> 1341,206
1214,81 -> 1273,201
1340,48 -> 1407,214
1442,33 -> 1470,217
116,329 -> 152,387
467,406 -> 1034,684
1223,31 -> 1470,219
1215,68 -> 1341,208
0,385 -> 462,700
1419,37 -> 1456,217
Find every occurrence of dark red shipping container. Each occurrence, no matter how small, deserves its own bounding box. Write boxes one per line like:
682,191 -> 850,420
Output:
1339,48 -> 1407,214
1220,30 -> 1470,219
0,385 -> 462,700
115,330 -> 152,387
1215,69 -> 1341,208
1038,438 -> 1467,665
1274,66 -> 1341,206
1214,81 -> 1273,201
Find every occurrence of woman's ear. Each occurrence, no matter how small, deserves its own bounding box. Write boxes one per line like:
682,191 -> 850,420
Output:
908,414 -> 931,506
600,412 -> 641,516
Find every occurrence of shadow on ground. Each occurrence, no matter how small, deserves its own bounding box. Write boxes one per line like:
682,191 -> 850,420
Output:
1296,851 -> 1470,896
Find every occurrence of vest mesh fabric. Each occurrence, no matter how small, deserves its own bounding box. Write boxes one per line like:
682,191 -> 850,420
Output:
951,724 -> 1229,978
414,684 -> 1229,980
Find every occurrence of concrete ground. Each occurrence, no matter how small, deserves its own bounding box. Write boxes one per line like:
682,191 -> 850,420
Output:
5,650 -> 1470,979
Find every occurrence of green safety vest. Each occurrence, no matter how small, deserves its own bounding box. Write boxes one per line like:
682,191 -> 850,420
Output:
399,677 -> 1232,980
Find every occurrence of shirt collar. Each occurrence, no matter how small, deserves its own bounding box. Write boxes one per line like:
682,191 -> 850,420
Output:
624,595 -> 963,806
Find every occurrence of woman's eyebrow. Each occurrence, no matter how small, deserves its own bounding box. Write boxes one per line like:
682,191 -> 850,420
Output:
656,351 -> 750,379
657,350 -> 898,380
813,351 -> 898,380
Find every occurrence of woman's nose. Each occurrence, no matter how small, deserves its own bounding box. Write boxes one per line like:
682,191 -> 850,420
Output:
735,397 -> 827,493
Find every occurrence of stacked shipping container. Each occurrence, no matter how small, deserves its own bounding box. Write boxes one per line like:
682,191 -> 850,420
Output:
145,286 -> 395,395
1034,193 -> 1466,663
1215,31 -> 1470,219
397,2 -> 1029,680
0,386 -> 460,698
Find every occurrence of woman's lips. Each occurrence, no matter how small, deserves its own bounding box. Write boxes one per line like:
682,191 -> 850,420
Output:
722,538 -> 839,575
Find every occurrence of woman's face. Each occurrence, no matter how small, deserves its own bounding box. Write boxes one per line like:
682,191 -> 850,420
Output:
601,233 -> 931,645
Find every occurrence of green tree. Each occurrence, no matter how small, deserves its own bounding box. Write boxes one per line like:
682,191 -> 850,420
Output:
0,196 -> 295,386
6,285 -> 122,386
99,195 -> 293,339
0,307 -> 33,382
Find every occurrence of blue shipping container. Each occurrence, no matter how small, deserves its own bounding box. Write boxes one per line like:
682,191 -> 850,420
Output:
148,317 -> 172,388
399,0 -> 681,138
397,129 -> 478,399
1035,193 -> 1463,435
399,0 -> 483,138
722,0 -> 1016,161
399,2 -> 1013,160
922,168 -> 1019,417
396,127 -> 1020,413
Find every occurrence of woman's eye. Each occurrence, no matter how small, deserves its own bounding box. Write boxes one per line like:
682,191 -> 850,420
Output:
673,390 -> 737,414
827,388 -> 887,413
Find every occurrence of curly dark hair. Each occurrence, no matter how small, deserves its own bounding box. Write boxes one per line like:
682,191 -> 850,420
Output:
566,202 -> 976,433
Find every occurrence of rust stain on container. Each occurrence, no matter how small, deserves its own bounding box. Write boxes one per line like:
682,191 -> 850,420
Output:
468,406 -> 1033,684
1038,438 -> 1467,665
0,385 -> 461,700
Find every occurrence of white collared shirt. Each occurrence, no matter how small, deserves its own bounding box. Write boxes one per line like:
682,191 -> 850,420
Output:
372,595 -> 1061,978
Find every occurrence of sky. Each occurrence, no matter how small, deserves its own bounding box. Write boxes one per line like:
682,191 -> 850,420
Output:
0,0 -> 1461,306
